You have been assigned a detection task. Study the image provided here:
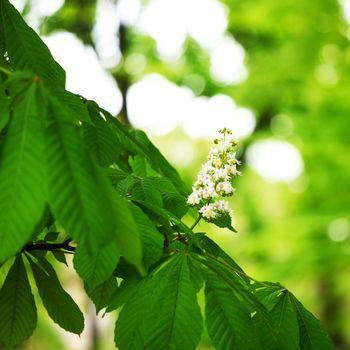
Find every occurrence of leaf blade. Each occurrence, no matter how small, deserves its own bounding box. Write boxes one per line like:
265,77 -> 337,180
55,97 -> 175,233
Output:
0,255 -> 37,348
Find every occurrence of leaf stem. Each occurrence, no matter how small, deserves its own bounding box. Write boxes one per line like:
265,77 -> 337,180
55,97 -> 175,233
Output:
190,215 -> 202,230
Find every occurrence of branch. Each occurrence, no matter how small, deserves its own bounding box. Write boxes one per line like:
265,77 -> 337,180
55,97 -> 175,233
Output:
23,239 -> 75,253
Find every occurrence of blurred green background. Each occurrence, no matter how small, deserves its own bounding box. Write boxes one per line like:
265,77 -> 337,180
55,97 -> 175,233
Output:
9,0 -> 350,348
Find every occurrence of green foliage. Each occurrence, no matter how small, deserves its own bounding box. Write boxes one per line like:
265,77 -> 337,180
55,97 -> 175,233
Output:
27,256 -> 84,334
0,255 -> 37,348
0,1 -> 336,349
0,82 -> 46,262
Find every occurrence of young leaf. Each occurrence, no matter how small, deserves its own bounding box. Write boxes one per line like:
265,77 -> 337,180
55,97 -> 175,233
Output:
291,295 -> 335,350
0,0 -> 65,88
145,254 -> 203,350
0,83 -> 46,262
0,255 -> 37,348
27,256 -> 84,335
74,243 -> 120,290
204,269 -> 260,350
85,276 -> 118,314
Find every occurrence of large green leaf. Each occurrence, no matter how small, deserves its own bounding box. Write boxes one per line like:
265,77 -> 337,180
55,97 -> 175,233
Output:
74,243 -> 120,289
0,0 -> 65,88
204,269 -> 260,350
27,256 -> 84,334
145,254 -> 203,350
291,295 -> 335,350
44,94 -> 116,252
0,255 -> 37,348
0,83 -> 46,262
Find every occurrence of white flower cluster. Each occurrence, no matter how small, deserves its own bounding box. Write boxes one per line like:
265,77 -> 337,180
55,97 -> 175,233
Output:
187,128 -> 241,220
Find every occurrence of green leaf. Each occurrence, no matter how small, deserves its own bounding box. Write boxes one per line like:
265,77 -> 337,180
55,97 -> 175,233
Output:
0,255 -> 37,348
52,251 -> 68,266
0,83 -> 9,132
129,154 -> 147,177
114,276 -> 159,350
196,234 -> 246,280
210,213 -> 237,232
44,94 -> 116,252
145,176 -> 188,218
85,276 -> 118,314
128,177 -> 163,208
27,256 -> 84,334
252,283 -> 286,311
291,295 -> 335,350
102,109 -> 188,195
0,0 -> 65,88
268,291 -> 299,350
253,288 -> 299,350
145,254 -> 203,350
129,204 -> 163,270
54,90 -> 91,124
97,172 -> 143,271
107,275 -> 141,312
132,129 -> 189,195
44,231 -> 59,242
115,254 -> 203,350
74,243 -> 120,289
82,101 -> 122,166
0,83 -> 46,262
204,269 -> 260,350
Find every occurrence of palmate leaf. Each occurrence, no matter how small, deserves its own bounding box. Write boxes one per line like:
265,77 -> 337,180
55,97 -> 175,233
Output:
0,0 -> 65,88
204,269 -> 260,350
44,93 -> 116,252
0,82 -> 46,262
27,256 -> 84,334
0,255 -> 37,348
291,295 -> 335,350
74,243 -> 120,289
